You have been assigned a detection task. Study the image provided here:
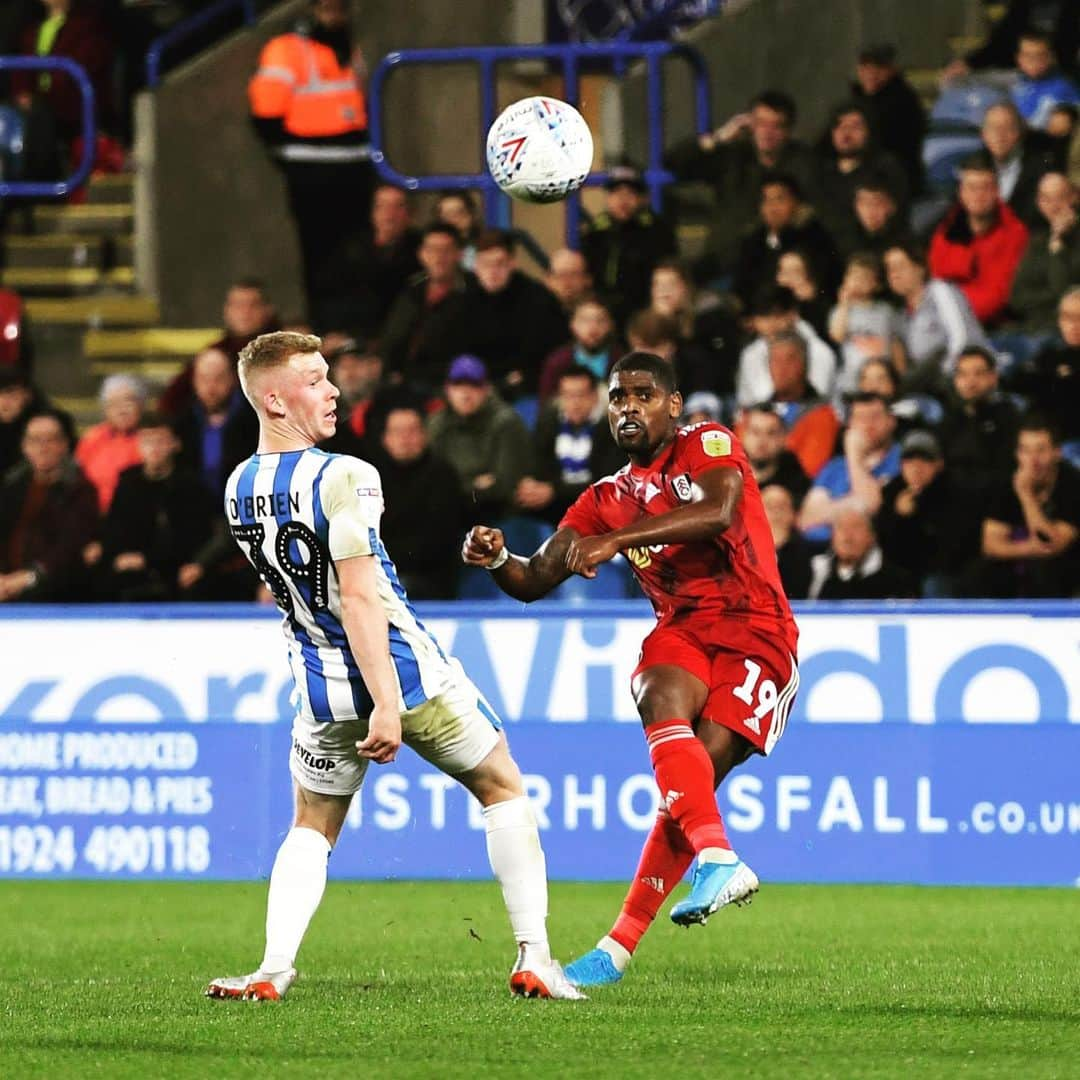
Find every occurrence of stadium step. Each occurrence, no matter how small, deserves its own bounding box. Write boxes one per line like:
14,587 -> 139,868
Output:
51,394 -> 104,432
85,173 -> 135,206
33,203 -> 134,235
2,234 -> 107,270
24,294 -> 160,328
0,266 -> 134,295
82,326 -> 220,368
88,358 -> 187,380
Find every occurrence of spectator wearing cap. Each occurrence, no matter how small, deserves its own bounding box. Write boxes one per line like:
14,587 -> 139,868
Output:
838,174 -> 913,261
928,154 -> 1030,327
545,249 -> 594,316
799,391 -> 901,544
664,90 -> 815,277
761,484 -> 812,599
330,184 -> 421,337
319,336 -> 385,455
449,229 -> 569,398
0,409 -> 97,602
516,365 -> 603,525
875,430 -> 965,595
173,347 -> 259,503
427,356 -> 532,518
1010,286 -> 1080,445
755,331 -> 841,478
851,44 -> 927,195
372,404 -> 465,600
979,102 -> 1059,230
939,346 -> 1022,558
682,390 -> 724,426
974,413 -> 1080,597
809,101 -> 910,258
380,223 -> 470,393
538,296 -> 621,404
732,171 -> 837,311
94,412 -> 217,602
0,369 -> 48,476
884,241 -> 990,394
1008,173 -> 1080,334
75,374 -> 146,513
650,259 -> 742,393
736,284 -> 837,408
807,507 -> 917,600
579,165 -> 677,328
738,405 -> 811,506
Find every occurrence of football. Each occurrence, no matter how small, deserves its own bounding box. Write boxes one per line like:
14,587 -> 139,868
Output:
485,96 -> 594,204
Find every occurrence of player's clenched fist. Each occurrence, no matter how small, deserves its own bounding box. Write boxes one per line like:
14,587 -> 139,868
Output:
462,526 -> 505,567
356,702 -> 402,764
565,535 -> 619,578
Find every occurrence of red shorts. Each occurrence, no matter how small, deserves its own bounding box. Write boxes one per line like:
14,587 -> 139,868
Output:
632,620 -> 799,755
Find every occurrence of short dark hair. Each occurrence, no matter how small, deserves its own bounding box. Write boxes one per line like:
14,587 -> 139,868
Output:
228,277 -> 267,296
570,294 -> 613,317
955,345 -> 997,371
848,391 -> 892,412
750,283 -> 798,316
858,356 -> 900,393
652,257 -> 694,286
609,351 -> 678,393
474,228 -> 515,256
559,364 -> 599,386
23,407 -> 75,448
847,251 -> 883,276
0,367 -> 31,392
759,170 -> 803,201
626,309 -> 680,348
420,222 -> 463,247
743,403 -> 785,427
768,330 -> 809,368
1018,28 -> 1053,49
750,90 -> 796,126
854,170 -> 899,199
958,151 -> 998,177
885,239 -> 927,270
1018,411 -> 1062,446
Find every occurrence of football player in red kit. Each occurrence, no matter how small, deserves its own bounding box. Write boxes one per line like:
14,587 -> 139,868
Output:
462,351 -> 799,988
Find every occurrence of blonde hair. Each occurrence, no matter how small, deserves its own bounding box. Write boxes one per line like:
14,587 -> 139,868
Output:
237,331 -> 322,401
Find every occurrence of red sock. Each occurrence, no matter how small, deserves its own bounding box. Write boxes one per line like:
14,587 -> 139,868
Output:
645,719 -> 730,853
610,810 -> 695,954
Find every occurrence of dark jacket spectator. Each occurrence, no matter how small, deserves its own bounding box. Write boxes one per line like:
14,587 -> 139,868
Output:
981,102 -> 1060,228
809,101 -> 910,257
426,357 -> 532,519
380,228 -> 470,392
808,507 -> 917,600
0,410 -> 97,602
580,167 -> 677,328
664,90 -> 816,275
928,161 -> 1030,326
761,483 -> 812,598
13,0 -> 114,139
538,297 -> 622,403
1010,286 -> 1080,441
173,348 -> 259,502
448,232 -> 568,397
838,176 -> 913,261
851,45 -> 927,194
1008,173 -> 1080,332
732,172 -> 837,307
956,0 -> 1079,80
975,421 -> 1080,597
372,405 -> 465,600
0,369 -> 47,477
99,425 -> 216,603
739,404 -> 812,505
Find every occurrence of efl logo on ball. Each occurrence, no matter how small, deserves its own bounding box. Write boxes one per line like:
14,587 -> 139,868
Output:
486,96 -> 594,204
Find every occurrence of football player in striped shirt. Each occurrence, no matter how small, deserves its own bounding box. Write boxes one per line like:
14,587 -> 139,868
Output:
205,332 -> 582,1002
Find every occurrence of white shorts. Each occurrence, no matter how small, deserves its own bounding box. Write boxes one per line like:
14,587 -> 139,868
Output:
288,674 -> 502,797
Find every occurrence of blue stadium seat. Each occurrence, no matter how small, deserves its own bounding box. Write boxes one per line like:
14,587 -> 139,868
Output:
929,82 -> 1010,129
549,555 -> 634,603
1062,441 -> 1080,470
513,395 -> 540,429
922,132 -> 983,193
0,106 -> 25,183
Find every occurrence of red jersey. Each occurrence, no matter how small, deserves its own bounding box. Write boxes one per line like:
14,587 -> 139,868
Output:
559,422 -> 798,650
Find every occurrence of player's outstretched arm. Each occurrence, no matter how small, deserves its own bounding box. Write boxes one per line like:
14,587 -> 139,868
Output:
566,466 -> 743,577
462,525 -> 576,602
336,554 -> 402,764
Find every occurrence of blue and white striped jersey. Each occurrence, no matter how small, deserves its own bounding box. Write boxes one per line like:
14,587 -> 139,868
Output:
224,447 -> 455,723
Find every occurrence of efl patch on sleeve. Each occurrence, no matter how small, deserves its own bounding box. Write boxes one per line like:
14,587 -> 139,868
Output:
701,430 -> 731,458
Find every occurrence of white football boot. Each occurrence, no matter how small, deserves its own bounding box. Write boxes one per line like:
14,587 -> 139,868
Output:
205,967 -> 297,1001
509,944 -> 587,1000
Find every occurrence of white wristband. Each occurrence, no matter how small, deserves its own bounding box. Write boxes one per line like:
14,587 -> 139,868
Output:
486,547 -> 510,571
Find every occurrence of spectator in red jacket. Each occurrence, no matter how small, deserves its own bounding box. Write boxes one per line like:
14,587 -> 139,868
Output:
928,154 -> 1030,327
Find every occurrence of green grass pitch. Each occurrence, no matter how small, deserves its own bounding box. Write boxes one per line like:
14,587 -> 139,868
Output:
1,881 -> 1077,1078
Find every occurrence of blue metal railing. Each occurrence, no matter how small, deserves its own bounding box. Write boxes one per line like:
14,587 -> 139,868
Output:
368,42 -> 712,248
0,57 -> 95,199
146,0 -> 257,88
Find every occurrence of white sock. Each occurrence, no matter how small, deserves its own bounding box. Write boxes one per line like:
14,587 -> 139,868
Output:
483,796 -> 550,962
597,934 -> 632,973
698,846 -> 738,865
260,826 -> 331,974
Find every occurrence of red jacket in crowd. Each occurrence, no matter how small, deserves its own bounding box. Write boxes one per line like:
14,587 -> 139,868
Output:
928,201 -> 1029,327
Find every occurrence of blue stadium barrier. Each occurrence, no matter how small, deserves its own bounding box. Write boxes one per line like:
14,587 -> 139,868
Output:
145,0 -> 257,88
0,602 -> 1076,885
0,57 -> 96,199
367,42 -> 713,246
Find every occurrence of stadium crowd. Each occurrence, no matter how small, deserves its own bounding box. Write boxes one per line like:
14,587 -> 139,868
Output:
0,1 -> 1078,604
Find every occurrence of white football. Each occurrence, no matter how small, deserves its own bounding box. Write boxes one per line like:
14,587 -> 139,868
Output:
486,96 -> 594,204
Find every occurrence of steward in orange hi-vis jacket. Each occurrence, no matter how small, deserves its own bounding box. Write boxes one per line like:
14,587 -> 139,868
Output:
248,0 -> 373,326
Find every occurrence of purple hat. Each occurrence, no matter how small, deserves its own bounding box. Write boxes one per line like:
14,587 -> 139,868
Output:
447,355 -> 488,385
